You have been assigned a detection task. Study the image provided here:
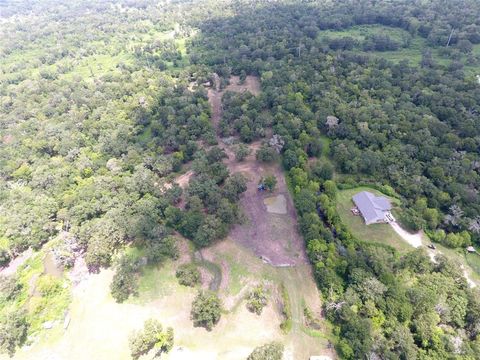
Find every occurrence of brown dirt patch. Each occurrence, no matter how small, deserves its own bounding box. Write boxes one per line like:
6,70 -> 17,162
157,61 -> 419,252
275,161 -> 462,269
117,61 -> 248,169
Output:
206,74 -> 307,267
226,75 -> 261,96
228,158 -> 308,266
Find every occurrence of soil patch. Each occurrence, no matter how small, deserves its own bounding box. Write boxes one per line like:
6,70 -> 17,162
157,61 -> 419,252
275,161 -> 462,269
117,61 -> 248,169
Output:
264,194 -> 287,215
206,74 -> 307,267
228,160 -> 307,266
226,75 -> 261,96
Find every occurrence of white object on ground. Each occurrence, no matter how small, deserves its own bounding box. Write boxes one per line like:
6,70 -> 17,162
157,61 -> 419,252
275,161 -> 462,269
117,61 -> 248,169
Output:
389,222 -> 423,248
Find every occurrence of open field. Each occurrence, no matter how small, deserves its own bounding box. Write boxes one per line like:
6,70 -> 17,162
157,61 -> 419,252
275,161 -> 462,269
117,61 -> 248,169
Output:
5,238 -> 332,360
336,186 -> 409,251
337,186 -> 480,287
318,24 -> 479,75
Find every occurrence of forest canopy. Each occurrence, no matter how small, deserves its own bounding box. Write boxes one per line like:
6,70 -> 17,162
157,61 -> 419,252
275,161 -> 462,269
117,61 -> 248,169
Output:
1,0 -> 480,359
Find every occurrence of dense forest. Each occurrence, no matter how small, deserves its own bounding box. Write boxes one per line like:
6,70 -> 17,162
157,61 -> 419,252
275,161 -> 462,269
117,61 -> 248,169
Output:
2,0 -> 480,358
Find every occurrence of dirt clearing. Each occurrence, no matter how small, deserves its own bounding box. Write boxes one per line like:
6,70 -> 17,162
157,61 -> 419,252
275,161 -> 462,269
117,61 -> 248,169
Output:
206,74 -> 307,266
389,221 -> 423,248
264,194 -> 287,215
225,75 -> 261,95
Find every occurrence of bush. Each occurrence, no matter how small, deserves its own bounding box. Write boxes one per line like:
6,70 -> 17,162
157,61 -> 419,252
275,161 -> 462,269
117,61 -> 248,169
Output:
176,263 -> 200,287
36,275 -> 62,297
110,255 -> 140,303
246,285 -> 268,315
235,144 -> 251,161
312,162 -> 333,181
129,319 -> 174,360
0,276 -> 22,303
0,309 -> 28,357
0,250 -> 11,268
256,145 -> 277,162
247,342 -> 284,360
190,290 -> 222,331
279,284 -> 292,333
145,235 -> 178,264
260,175 -> 277,192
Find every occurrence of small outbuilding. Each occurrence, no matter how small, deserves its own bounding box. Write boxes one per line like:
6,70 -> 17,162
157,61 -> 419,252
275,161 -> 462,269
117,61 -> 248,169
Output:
352,191 -> 392,225
467,246 -> 476,253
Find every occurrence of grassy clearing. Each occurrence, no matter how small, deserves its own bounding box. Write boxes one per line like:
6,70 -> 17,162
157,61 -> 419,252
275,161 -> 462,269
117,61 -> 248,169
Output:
336,186 -> 410,251
319,24 -> 410,43
466,252 -> 480,276
318,24 -> 479,73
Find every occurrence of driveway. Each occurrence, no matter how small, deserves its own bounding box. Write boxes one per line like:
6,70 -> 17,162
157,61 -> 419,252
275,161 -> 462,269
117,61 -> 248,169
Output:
389,222 -> 423,248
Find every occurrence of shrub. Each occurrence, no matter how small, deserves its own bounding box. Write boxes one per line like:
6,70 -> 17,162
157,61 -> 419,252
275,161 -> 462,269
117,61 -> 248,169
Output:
246,285 -> 268,315
247,342 -> 284,360
176,263 -> 200,287
256,145 -> 277,162
190,290 -> 222,331
129,319 -> 174,360
0,309 -> 28,357
0,250 -> 11,268
260,175 -> 277,192
279,284 -> 292,333
110,255 -> 140,303
235,144 -> 251,161
0,276 -> 22,303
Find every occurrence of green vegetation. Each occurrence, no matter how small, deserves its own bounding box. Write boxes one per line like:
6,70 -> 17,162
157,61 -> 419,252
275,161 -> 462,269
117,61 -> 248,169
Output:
336,187 -> 409,251
3,0 -> 480,358
247,342 -> 284,360
260,175 -> 277,192
279,283 -> 292,333
245,285 -> 268,315
190,290 -> 222,331
128,319 -> 174,360
234,143 -> 251,161
175,263 -> 201,287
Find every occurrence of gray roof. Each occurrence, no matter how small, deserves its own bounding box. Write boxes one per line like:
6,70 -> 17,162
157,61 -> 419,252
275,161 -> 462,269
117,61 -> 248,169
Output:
352,191 -> 391,225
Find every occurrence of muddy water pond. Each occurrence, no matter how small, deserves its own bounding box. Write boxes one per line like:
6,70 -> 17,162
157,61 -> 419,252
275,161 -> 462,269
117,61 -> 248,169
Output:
263,194 -> 287,215
43,251 -> 63,278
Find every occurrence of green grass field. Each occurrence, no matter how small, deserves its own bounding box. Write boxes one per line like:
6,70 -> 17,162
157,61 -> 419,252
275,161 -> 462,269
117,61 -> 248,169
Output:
318,24 -> 480,74
336,186 -> 410,251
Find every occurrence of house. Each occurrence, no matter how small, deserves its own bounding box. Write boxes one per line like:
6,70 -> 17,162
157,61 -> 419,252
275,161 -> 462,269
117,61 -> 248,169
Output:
352,191 -> 392,225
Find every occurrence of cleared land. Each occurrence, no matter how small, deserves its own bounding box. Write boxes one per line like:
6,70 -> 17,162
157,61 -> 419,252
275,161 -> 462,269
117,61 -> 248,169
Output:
6,238 -> 330,360
336,187 -> 409,251
337,186 -> 480,288
208,75 -> 308,266
5,74 -> 332,360
318,24 -> 480,76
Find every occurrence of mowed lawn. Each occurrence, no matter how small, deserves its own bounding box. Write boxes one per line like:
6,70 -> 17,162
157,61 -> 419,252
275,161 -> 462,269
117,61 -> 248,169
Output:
336,187 -> 411,251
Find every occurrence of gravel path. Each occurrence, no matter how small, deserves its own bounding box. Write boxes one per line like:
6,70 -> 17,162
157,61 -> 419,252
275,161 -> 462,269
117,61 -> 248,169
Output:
389,221 -> 423,248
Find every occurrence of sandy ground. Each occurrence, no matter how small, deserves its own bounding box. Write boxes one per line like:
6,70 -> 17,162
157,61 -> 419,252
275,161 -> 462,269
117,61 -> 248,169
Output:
0,248 -> 32,277
162,170 -> 194,190
389,222 -> 423,248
